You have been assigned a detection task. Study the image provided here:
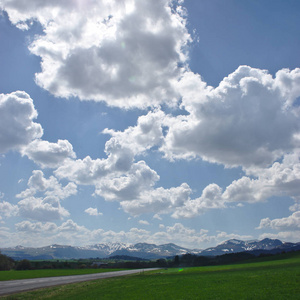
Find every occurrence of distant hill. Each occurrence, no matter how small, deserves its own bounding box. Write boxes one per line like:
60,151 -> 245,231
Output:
1,238 -> 299,260
200,238 -> 294,256
108,255 -> 149,261
0,243 -> 196,260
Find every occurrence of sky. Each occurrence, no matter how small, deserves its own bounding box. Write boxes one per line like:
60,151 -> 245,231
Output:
0,0 -> 300,249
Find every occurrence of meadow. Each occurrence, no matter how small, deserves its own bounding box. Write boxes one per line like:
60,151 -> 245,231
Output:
1,252 -> 299,299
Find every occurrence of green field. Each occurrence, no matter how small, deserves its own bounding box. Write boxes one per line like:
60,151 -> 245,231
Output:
1,253 -> 300,299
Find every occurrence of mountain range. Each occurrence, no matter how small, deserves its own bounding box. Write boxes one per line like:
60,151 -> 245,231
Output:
1,238 -> 299,260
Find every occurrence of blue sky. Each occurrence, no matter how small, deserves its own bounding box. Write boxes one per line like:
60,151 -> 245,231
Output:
0,0 -> 299,249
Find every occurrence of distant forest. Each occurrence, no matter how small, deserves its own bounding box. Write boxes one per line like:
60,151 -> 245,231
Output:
1,250 -> 298,271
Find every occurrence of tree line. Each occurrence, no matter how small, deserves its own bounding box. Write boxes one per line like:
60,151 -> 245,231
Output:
0,250 -> 295,271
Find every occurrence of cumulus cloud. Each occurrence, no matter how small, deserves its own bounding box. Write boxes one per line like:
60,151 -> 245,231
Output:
1,0 -> 190,108
223,151 -> 300,204
0,91 -> 43,153
103,109 -> 165,156
16,170 -> 77,200
166,150 -> 300,218
16,219 -> 87,235
17,196 -> 70,222
52,97 -> 300,220
0,226 -> 16,245
84,207 -> 103,216
172,184 -> 225,218
54,138 -> 136,185
55,156 -> 114,185
16,220 -> 57,233
15,171 -> 76,222
0,201 -> 19,218
290,202 -> 300,212
13,219 -> 89,246
162,67 -> 300,168
55,155 -> 159,202
213,231 -> 253,245
53,121 -> 165,206
16,220 -> 251,248
0,217 -> 253,248
258,231 -> 300,243
94,161 -> 159,201
71,65 -> 300,218
152,223 -> 252,248
154,214 -> 163,221
58,219 -> 88,232
3,1 -> 300,227
138,220 -> 150,226
22,139 -> 76,168
274,68 -> 300,107
120,183 -> 192,216
257,211 -> 300,231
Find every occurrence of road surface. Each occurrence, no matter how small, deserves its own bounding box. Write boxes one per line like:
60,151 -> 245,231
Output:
0,268 -> 160,296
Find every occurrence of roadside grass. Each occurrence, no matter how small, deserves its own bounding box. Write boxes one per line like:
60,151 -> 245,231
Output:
1,253 -> 300,299
0,269 -> 126,281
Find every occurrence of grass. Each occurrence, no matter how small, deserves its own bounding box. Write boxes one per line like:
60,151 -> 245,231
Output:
0,269 -> 126,281
1,253 -> 300,299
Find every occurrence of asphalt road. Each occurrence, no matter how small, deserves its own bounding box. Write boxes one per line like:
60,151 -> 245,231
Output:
0,268 -> 160,296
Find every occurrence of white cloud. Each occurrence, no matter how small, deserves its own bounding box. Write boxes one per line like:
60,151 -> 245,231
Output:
166,222 -> 196,236
290,202 -> 300,212
274,68 -> 300,107
258,231 -> 300,243
16,170 -> 77,200
0,226 -> 15,245
54,144 -> 136,185
84,207 -> 103,216
154,214 -> 162,220
55,155 -> 160,202
162,67 -> 300,168
0,201 -> 19,218
55,156 -> 113,185
120,183 -> 191,216
3,3 -> 299,226
15,171 -> 76,222
17,196 -> 70,222
138,220 -> 150,226
223,151 -> 300,204
1,218 -> 254,248
28,170 -> 48,191
1,0 -> 190,109
13,219 -> 89,247
53,110 -> 300,219
22,139 -> 76,168
165,150 -> 300,218
103,109 -> 165,156
257,211 -> 300,231
172,184 -> 224,218
94,161 -> 159,201
152,223 -> 252,248
214,231 -> 253,245
16,220 -> 57,233
0,91 -> 43,153
58,219 -> 87,232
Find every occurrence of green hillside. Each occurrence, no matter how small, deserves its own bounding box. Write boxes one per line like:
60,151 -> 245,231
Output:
1,252 -> 300,299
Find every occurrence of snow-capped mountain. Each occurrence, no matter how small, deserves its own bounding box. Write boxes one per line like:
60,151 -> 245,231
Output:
200,238 -> 286,256
1,238 -> 299,260
80,243 -> 131,254
0,242 -> 196,260
108,243 -> 196,259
